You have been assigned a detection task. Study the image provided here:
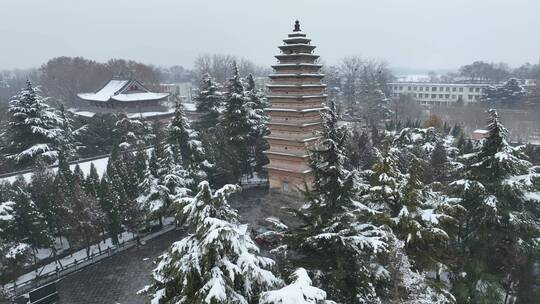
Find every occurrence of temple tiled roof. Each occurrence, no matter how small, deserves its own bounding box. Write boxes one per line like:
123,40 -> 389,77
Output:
78,78 -> 169,102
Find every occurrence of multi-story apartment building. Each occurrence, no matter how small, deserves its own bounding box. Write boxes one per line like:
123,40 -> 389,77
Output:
389,82 -> 490,105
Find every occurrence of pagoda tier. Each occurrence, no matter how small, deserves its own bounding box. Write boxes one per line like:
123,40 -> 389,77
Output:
264,21 -> 326,193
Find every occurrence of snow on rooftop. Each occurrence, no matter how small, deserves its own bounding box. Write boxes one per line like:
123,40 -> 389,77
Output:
78,79 -> 169,102
473,129 -> 489,134
111,92 -> 169,102
78,80 -> 129,102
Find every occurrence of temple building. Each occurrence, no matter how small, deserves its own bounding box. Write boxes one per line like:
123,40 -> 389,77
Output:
78,77 -> 169,109
73,77 -> 174,120
265,21 -> 326,192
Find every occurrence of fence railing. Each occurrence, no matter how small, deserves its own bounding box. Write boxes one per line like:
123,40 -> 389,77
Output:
6,222 -> 176,297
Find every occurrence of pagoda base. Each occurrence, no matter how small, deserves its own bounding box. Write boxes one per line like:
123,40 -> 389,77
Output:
267,168 -> 313,193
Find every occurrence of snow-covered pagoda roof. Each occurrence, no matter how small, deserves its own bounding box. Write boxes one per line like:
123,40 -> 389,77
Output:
77,78 -> 169,102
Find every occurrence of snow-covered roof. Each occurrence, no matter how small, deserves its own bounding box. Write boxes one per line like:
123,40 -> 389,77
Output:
78,78 -> 169,102
68,108 -> 176,119
473,129 -> 489,134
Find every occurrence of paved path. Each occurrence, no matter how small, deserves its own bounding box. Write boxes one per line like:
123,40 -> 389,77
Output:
57,229 -> 183,304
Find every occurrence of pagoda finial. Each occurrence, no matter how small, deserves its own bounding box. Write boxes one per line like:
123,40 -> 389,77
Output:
293,20 -> 301,32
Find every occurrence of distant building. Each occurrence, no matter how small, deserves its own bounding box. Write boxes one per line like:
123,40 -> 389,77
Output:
389,82 -> 490,106
73,77 -> 175,121
78,77 -> 169,110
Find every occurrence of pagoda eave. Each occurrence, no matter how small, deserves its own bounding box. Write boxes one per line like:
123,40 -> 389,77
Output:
267,121 -> 321,127
279,44 -> 317,51
271,63 -> 322,69
269,73 -> 324,78
267,94 -> 328,99
264,135 -> 321,143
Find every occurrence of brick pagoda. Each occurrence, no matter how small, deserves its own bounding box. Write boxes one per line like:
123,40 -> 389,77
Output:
265,20 -> 326,192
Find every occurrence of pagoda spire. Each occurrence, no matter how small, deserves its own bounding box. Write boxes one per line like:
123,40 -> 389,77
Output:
293,20 -> 301,32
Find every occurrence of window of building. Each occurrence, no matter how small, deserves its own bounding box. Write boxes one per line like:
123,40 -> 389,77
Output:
413,86 -> 417,90
475,88 -> 480,92
431,94 -> 436,98
282,181 -> 289,192
432,87 -> 437,91
439,94 -> 443,98
446,87 -> 450,91
468,95 -> 473,100
399,86 -> 403,90
451,94 -> 456,99
469,88 -> 474,92
419,87 -> 423,91
459,88 -> 463,92
445,94 -> 450,98
425,87 -> 429,91
439,87 -> 444,91
452,87 -> 457,92
408,86 -> 411,90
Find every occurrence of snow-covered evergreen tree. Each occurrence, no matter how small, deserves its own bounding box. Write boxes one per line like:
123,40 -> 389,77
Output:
271,101 -> 390,303
245,74 -> 270,175
1,182 -> 31,277
8,176 -> 52,264
57,104 -> 82,160
449,109 -> 540,303
195,73 -> 224,130
63,177 -> 104,257
137,150 -> 169,222
30,159 -> 64,259
167,101 -> 210,186
142,181 -> 281,304
84,163 -> 101,197
220,63 -> 253,181
259,268 -> 335,304
385,238 -> 453,304
3,81 -> 62,167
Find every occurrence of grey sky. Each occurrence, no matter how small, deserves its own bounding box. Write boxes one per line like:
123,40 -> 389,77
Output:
1,0 -> 539,71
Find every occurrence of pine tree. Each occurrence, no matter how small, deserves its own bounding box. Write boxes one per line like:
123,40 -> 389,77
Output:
167,101 -> 210,186
1,182 -> 32,276
85,163 -> 101,197
450,109 -> 540,302
259,268 -> 335,304
3,81 -> 62,168
276,101 -> 390,303
9,176 -> 52,264
137,150 -> 168,222
194,73 -> 223,130
220,63 -> 253,181
141,181 -> 281,304
98,176 -> 121,245
428,140 -> 450,183
30,159 -> 63,260
245,74 -> 270,175
63,177 -> 104,258
57,104 -> 80,160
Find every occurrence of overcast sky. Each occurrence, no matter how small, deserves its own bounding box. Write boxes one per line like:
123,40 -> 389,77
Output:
1,0 -> 539,72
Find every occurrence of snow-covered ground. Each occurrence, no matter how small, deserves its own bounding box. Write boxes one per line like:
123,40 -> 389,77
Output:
0,156 -> 109,184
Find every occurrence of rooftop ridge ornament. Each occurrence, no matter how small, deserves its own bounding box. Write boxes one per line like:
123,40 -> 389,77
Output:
293,20 -> 301,32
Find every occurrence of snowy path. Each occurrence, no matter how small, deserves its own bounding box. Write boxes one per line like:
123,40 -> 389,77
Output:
57,229 -> 184,304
